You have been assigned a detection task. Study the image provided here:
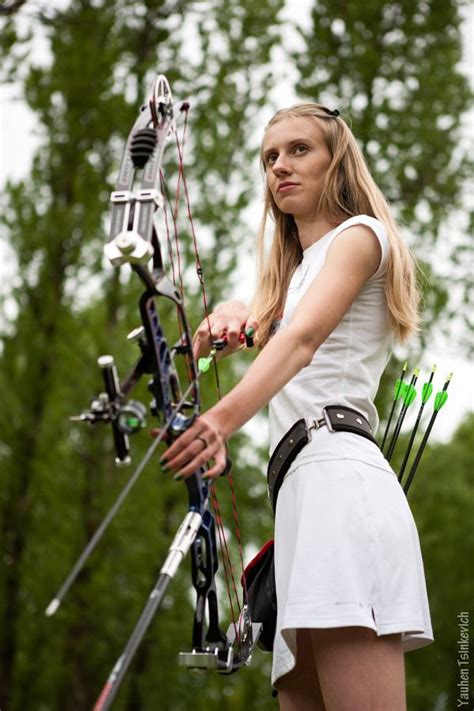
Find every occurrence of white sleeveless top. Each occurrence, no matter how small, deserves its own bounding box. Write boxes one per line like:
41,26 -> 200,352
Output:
268,215 -> 394,452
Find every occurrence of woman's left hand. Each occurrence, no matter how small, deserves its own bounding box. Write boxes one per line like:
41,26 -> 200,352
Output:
158,412 -> 228,480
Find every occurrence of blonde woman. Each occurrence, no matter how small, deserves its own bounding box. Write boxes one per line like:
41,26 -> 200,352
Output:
162,104 -> 433,710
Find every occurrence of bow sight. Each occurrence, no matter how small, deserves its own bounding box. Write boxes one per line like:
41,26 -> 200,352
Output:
47,74 -> 260,710
70,354 -> 147,466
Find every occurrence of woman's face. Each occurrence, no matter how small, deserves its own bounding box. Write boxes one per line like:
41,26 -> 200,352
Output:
262,116 -> 332,222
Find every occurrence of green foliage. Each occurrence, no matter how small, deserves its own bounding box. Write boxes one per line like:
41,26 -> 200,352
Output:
0,1 -> 283,708
296,0 -> 470,224
0,0 -> 471,709
294,0 -> 471,341
391,415 -> 474,710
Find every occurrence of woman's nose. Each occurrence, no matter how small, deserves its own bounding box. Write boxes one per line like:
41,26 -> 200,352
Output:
272,154 -> 291,175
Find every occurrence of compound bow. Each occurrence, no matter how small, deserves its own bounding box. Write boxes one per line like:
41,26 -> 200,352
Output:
46,74 -> 261,710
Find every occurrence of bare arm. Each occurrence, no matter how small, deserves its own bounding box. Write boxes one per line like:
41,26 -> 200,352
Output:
163,225 -> 381,477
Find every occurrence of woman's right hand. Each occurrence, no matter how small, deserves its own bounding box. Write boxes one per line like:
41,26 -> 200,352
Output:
192,300 -> 259,360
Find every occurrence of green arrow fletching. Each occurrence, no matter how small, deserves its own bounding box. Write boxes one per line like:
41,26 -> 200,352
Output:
198,357 -> 212,373
394,379 -> 407,399
434,391 -> 449,410
403,384 -> 417,407
421,382 -> 433,404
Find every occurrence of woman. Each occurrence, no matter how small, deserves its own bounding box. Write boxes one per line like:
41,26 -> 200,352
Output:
162,104 -> 433,710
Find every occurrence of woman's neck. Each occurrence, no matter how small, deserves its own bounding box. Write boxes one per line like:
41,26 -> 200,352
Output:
295,216 -> 340,251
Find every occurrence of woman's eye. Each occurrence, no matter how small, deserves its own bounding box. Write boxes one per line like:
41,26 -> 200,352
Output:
264,145 -> 308,165
294,144 -> 308,155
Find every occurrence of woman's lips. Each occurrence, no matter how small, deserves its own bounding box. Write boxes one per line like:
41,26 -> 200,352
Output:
278,182 -> 299,193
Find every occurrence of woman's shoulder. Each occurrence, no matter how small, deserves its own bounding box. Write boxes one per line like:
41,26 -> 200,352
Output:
333,214 -> 387,239
328,215 -> 390,278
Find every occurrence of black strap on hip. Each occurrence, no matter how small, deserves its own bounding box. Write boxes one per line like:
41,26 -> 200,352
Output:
267,405 -> 377,513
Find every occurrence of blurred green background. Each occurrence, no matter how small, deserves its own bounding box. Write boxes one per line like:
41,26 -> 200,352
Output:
0,1 -> 472,709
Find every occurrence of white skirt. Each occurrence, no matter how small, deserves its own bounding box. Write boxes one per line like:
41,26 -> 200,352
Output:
272,428 -> 434,686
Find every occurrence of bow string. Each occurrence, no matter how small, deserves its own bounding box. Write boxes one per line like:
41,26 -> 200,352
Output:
45,74 -> 260,709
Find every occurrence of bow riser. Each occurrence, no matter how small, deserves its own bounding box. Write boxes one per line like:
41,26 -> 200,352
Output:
140,291 -> 198,434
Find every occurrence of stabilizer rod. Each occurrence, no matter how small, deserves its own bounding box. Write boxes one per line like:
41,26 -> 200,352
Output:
92,510 -> 202,711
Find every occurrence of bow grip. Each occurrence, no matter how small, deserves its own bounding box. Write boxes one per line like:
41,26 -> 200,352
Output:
97,355 -> 131,465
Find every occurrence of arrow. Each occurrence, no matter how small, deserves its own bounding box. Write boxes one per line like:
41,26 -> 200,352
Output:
198,346 -> 217,374
385,367 -> 419,462
198,330 -> 254,374
403,373 -> 452,495
381,362 -> 408,453
398,365 -> 436,486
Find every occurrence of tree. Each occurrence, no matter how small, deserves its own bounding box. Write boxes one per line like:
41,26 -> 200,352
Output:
293,0 -> 471,349
1,0 -> 471,708
399,414 -> 474,710
0,1 -> 284,708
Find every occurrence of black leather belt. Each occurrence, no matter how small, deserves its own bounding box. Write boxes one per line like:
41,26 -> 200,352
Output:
267,405 -> 377,513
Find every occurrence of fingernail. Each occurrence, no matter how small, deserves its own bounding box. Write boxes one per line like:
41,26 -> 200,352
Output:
246,326 -> 254,337
174,473 -> 183,481
161,464 -> 169,472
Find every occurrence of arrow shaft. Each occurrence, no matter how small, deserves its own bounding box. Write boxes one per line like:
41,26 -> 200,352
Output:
381,365 -> 408,452
403,414 -> 436,495
398,404 -> 425,484
385,374 -> 418,462
381,399 -> 397,453
386,403 -> 409,461
403,373 -> 451,495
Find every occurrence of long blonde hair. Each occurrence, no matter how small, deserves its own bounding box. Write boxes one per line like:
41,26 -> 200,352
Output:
252,104 -> 420,345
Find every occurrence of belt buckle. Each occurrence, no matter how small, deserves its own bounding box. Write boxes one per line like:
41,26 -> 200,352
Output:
309,416 -> 324,432
322,406 -> 335,433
